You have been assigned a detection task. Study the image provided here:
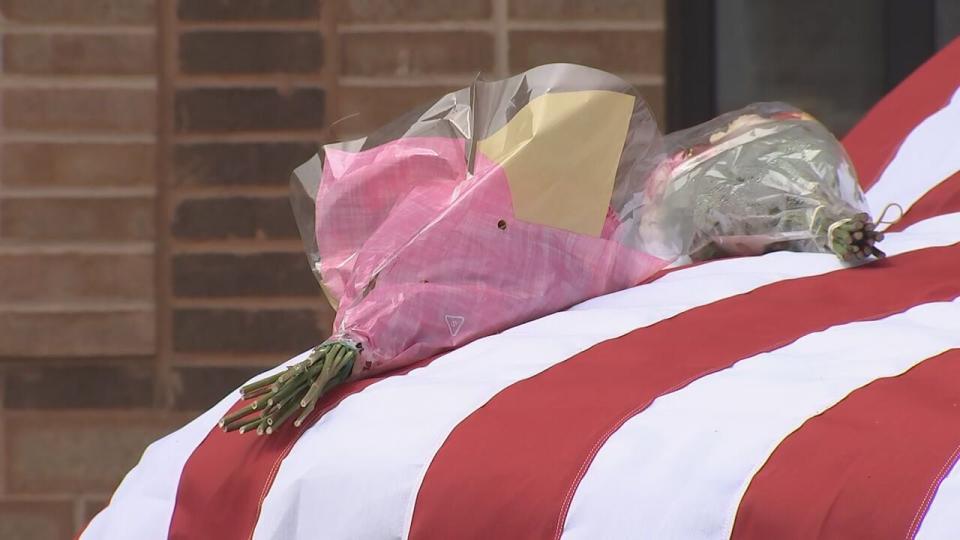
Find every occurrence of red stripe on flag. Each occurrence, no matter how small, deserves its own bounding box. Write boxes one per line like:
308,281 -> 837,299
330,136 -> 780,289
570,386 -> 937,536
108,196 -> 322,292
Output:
167,357 -> 432,540
887,171 -> 960,232
409,244 -> 960,540
842,37 -> 960,190
732,348 -> 960,540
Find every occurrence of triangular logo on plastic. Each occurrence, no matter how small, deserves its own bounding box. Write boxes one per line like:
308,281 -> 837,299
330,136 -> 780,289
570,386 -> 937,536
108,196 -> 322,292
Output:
445,315 -> 465,337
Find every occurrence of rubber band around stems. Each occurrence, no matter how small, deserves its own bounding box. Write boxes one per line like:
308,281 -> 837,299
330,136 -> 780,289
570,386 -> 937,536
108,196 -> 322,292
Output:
827,218 -> 854,254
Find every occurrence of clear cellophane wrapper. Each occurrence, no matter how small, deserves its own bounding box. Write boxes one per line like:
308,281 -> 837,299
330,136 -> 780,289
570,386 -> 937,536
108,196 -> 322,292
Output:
629,102 -> 869,262
291,64 -> 669,377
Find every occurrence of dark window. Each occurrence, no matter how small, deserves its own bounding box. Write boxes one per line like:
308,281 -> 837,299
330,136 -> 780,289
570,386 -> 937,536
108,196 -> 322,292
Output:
667,0 -> 959,134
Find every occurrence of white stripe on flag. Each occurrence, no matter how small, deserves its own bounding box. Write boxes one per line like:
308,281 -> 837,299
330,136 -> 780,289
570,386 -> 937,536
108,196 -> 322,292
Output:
916,452 -> 960,539
250,212 -> 960,540
866,85 -> 960,221
562,298 -> 960,540
79,360 -> 303,540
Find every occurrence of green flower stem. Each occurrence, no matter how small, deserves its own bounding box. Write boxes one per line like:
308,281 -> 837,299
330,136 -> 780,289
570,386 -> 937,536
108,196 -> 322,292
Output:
265,388 -> 308,434
233,416 -> 263,434
226,338 -> 361,436
240,371 -> 283,397
268,372 -> 309,407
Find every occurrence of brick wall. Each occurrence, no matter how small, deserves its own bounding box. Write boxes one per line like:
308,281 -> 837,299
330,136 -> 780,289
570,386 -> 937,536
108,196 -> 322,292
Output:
0,1 -> 664,537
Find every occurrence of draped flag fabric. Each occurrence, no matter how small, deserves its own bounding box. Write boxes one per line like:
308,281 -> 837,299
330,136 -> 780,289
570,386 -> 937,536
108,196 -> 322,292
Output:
83,38 -> 960,540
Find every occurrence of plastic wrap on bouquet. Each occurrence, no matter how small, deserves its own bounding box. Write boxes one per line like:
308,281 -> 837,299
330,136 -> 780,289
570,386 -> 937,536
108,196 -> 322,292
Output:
630,103 -> 876,262
291,64 -> 668,378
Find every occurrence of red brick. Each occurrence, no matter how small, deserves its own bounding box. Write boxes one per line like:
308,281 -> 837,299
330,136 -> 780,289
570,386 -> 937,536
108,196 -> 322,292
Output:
509,0 -> 663,20
338,85 -> 458,133
2,34 -> 155,75
1,143 -> 155,188
0,253 -> 153,303
0,499 -> 75,540
630,83 -> 665,124
3,89 -> 155,133
342,0 -> 491,22
173,253 -> 319,297
173,142 -> 316,186
5,412 -> 189,494
171,197 -> 299,240
509,30 -> 664,74
177,0 -> 319,21
173,308 -> 331,354
180,31 -> 323,75
341,32 -> 494,76
0,310 -> 155,357
174,88 -> 325,133
4,363 -> 154,410
0,197 -> 154,242
0,0 -> 155,24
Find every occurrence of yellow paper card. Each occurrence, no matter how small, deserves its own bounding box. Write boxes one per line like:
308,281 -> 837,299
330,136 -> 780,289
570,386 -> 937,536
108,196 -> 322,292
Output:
477,90 -> 635,236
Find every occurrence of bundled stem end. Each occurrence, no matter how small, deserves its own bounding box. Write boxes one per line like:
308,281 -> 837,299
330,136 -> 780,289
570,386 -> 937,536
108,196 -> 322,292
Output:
827,214 -> 886,262
221,339 -> 359,435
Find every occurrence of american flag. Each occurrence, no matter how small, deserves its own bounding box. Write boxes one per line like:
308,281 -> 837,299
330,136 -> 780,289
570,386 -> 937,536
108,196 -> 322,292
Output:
83,38 -> 960,540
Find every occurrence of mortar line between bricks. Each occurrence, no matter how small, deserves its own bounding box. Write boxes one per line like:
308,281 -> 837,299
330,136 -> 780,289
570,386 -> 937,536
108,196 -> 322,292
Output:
507,20 -> 664,31
335,20 -> 664,33
174,75 -> 326,89
1,16 -> 6,237
153,0 -> 177,409
1,409 -> 195,422
340,75 -> 664,88
172,130 -> 328,143
0,371 -> 7,495
340,75 -> 478,87
0,24 -> 155,35
322,0 -> 343,142
0,242 -> 154,255
494,0 -> 509,77
2,132 -> 157,143
0,301 -> 155,314
172,186 -> 290,199
170,240 -> 305,254
0,494 -> 78,503
177,20 -> 329,32
0,75 -> 157,90
171,353 -> 309,368
1,186 -> 157,198
339,21 -> 495,33
171,297 -> 324,309
73,497 -> 86,535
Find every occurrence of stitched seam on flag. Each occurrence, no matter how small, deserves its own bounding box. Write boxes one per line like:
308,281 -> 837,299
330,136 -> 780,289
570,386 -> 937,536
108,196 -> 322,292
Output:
548,175 -> 960,539
906,443 -> 960,540
250,395 -> 356,540
180,201 -> 958,537
166,404 -> 236,539
554,366 -> 720,540
722,341 -> 960,540
255,141 -> 958,538
550,249 -> 960,540
250,357 -> 433,540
